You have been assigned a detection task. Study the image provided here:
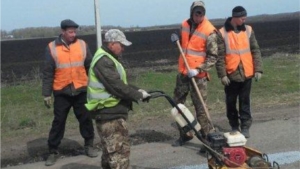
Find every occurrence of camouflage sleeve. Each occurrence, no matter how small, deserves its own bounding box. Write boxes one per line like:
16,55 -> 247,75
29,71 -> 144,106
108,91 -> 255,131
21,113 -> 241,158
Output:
197,32 -> 218,72
250,31 -> 263,73
215,30 -> 227,78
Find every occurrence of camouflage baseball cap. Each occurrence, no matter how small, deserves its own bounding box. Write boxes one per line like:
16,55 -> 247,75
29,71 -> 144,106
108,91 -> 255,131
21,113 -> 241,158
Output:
190,1 -> 206,17
104,29 -> 132,46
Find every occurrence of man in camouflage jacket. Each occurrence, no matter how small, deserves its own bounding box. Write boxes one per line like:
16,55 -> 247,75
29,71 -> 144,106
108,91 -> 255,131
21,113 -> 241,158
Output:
172,1 -> 224,148
85,29 -> 150,169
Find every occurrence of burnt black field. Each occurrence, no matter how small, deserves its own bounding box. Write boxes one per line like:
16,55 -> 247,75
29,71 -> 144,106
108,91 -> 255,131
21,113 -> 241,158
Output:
1,17 -> 299,83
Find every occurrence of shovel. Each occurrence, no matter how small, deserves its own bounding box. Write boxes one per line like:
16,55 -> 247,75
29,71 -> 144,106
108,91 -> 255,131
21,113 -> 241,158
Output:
171,33 -> 215,130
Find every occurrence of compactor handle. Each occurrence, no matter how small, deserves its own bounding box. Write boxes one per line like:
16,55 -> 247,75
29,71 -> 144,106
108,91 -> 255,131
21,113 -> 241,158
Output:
143,90 -> 176,107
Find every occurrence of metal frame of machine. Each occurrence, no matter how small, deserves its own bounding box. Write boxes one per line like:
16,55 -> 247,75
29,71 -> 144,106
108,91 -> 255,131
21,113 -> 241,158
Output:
144,91 -> 280,169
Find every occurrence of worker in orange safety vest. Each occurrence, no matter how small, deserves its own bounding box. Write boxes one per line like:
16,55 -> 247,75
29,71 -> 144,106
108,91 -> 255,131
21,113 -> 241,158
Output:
42,19 -> 98,166
172,1 -> 223,152
216,6 -> 263,138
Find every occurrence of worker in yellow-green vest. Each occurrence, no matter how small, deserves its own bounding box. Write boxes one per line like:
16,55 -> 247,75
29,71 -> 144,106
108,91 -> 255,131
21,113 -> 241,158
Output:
85,29 -> 150,169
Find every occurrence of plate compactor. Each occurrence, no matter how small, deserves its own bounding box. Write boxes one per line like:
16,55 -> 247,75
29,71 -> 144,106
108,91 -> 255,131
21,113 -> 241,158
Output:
144,91 -> 280,169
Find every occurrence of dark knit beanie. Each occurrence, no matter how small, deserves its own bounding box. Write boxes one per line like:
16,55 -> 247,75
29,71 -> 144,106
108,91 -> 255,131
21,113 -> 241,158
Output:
232,6 -> 247,17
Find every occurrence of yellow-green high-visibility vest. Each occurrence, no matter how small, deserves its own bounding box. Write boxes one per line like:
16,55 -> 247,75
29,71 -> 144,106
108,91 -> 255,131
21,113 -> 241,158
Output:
85,48 -> 127,111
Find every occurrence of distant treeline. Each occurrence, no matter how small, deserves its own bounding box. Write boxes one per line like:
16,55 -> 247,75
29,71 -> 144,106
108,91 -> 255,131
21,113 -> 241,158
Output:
1,25 -> 126,40
1,24 -> 183,40
1,11 -> 298,40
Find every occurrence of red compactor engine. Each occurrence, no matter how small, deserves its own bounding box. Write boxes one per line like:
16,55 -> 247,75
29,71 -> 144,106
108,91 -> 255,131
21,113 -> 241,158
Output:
207,131 -> 247,168
222,146 -> 247,167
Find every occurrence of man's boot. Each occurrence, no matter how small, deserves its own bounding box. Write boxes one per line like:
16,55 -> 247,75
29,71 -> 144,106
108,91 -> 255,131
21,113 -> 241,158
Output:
172,134 -> 193,147
45,150 -> 59,166
231,126 -> 240,133
85,146 -> 98,157
84,139 -> 98,158
229,119 -> 240,133
172,122 -> 193,147
241,128 -> 250,138
241,119 -> 252,138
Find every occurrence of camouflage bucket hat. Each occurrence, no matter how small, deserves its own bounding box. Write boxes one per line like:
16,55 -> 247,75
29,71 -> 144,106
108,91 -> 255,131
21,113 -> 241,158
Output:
104,29 -> 132,46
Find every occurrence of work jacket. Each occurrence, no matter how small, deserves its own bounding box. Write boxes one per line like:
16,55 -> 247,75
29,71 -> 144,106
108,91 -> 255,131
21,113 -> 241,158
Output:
86,48 -> 127,111
178,18 -> 215,78
215,17 -> 263,82
219,25 -> 254,78
42,35 -> 92,97
85,46 -> 143,121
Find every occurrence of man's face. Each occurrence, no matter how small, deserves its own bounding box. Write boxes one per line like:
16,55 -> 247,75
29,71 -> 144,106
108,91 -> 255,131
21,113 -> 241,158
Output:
108,42 -> 125,56
62,27 -> 77,43
234,16 -> 247,26
192,11 -> 204,24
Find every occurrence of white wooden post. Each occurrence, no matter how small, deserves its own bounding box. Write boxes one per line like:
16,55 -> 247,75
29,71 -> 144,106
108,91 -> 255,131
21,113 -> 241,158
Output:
94,0 -> 102,48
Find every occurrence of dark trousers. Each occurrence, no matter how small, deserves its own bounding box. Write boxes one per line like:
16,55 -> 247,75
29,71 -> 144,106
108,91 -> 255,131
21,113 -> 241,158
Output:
225,79 -> 253,130
48,92 -> 94,152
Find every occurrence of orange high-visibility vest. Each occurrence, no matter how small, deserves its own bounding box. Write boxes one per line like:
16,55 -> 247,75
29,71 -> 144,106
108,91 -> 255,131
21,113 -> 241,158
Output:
178,18 -> 215,78
48,39 -> 88,90
219,25 -> 254,78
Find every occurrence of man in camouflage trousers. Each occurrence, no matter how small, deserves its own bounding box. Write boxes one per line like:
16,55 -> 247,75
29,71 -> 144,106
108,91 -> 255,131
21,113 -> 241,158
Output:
85,29 -> 150,169
216,6 -> 263,138
172,1 -> 224,148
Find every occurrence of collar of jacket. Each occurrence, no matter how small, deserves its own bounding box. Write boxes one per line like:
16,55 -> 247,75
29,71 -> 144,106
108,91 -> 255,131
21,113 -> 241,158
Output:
54,34 -> 78,47
101,46 -> 120,61
224,17 -> 246,32
187,18 -> 200,31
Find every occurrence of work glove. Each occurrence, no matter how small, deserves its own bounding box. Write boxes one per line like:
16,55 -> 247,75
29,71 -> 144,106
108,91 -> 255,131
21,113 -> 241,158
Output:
221,76 -> 230,86
138,89 -> 147,93
140,91 -> 151,99
138,89 -> 151,102
255,72 -> 262,82
44,96 -> 52,109
139,90 -> 151,102
187,69 -> 199,78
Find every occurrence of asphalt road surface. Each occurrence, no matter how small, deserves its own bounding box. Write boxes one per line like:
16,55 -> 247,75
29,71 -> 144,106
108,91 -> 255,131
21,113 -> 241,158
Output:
3,106 -> 300,169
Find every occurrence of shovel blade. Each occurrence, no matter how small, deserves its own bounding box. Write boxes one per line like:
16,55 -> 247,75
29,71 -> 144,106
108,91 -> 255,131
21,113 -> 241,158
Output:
171,33 -> 179,43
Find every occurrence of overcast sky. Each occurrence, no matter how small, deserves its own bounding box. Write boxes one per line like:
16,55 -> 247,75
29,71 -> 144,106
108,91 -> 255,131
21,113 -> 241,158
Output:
1,0 -> 299,31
